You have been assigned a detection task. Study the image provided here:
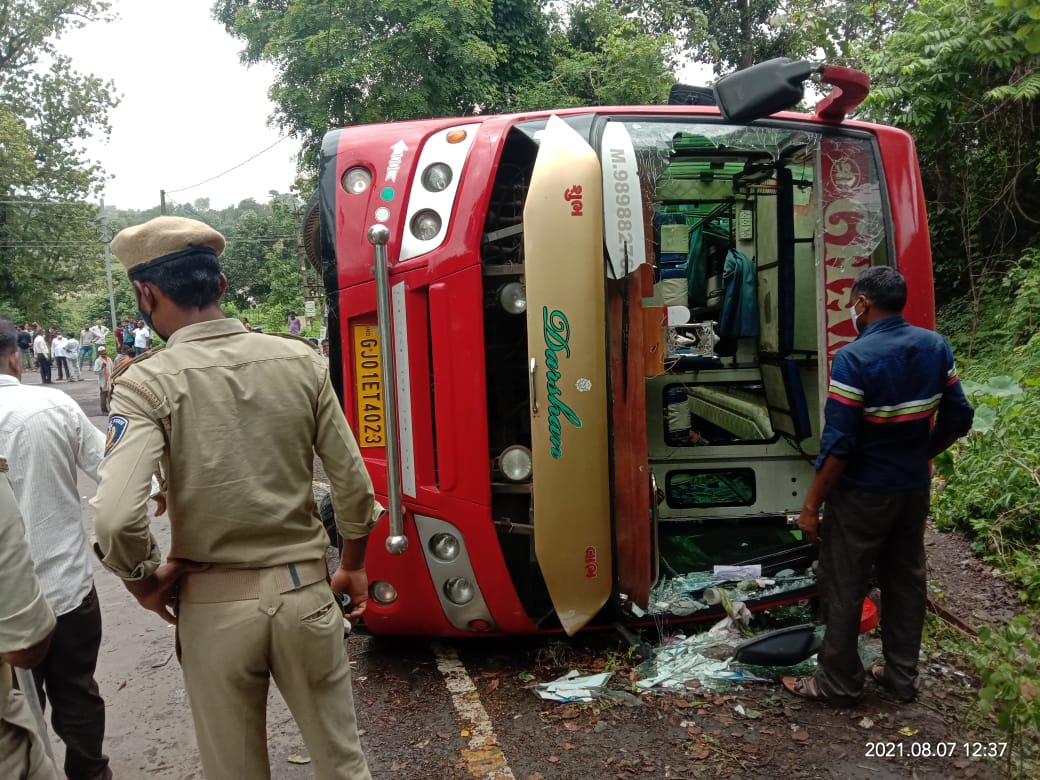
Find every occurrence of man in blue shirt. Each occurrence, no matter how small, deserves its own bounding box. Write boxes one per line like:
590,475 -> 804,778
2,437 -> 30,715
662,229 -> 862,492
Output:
782,266 -> 974,706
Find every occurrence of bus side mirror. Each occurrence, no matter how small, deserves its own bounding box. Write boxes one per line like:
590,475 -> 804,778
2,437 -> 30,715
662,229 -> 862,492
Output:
714,58 -> 818,122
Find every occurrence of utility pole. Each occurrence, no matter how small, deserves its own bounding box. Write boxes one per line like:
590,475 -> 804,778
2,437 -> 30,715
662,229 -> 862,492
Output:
100,199 -> 117,332
160,189 -> 166,215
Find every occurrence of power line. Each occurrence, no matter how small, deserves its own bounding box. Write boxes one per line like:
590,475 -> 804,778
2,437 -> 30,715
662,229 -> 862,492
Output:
164,136 -> 291,195
0,200 -> 97,207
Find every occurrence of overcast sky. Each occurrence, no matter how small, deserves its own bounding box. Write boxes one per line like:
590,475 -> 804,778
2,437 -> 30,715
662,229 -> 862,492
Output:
56,0 -> 299,210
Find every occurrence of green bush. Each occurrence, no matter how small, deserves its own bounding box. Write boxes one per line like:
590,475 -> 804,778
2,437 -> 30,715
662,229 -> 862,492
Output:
933,374 -> 1040,602
972,615 -> 1040,778
935,249 -> 1040,604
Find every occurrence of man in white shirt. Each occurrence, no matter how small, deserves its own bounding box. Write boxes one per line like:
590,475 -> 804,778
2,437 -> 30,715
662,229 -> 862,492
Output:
0,319 -> 113,780
51,333 -> 69,381
132,320 -> 151,355
64,332 -> 82,382
89,321 -> 110,348
32,329 -> 52,385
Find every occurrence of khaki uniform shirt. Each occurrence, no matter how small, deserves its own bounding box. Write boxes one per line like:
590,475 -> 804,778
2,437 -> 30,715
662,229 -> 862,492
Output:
91,318 -> 380,580
0,461 -> 59,780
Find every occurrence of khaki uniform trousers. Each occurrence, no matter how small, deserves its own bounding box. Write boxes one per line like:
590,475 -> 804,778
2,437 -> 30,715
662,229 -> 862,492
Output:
178,564 -> 371,780
0,680 -> 61,780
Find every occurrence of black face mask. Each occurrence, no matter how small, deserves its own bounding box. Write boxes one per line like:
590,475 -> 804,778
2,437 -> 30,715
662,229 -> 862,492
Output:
137,309 -> 168,343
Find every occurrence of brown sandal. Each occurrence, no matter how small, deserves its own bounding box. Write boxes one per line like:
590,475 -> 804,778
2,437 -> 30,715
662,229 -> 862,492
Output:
781,675 -> 828,701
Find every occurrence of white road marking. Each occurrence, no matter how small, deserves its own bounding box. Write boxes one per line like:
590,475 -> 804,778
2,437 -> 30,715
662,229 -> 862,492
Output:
431,641 -> 516,780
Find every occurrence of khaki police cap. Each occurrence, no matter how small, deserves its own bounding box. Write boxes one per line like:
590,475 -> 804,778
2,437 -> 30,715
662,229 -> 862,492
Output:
111,216 -> 226,272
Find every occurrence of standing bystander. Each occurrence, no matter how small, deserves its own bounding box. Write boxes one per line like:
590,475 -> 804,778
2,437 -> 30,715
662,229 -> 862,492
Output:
79,323 -> 94,369
16,324 -> 34,371
93,216 -> 378,780
33,328 -> 52,385
288,310 -> 301,335
64,332 -> 83,382
0,319 -> 114,780
51,331 -> 69,382
782,267 -> 975,706
132,320 -> 151,355
93,347 -> 114,415
90,321 -> 110,357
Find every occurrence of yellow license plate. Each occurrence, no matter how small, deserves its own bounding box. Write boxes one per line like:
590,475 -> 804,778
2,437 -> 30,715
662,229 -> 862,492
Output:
352,324 -> 385,448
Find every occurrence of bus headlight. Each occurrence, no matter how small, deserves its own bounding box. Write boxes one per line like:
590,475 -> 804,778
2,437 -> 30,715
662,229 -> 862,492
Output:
500,445 -> 532,482
342,167 -> 372,195
428,532 -> 461,562
370,581 -> 398,604
421,163 -> 453,193
410,209 -> 442,241
497,282 -> 526,314
443,576 -> 475,605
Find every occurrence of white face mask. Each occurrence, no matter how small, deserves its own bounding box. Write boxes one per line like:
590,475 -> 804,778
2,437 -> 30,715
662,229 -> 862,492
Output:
848,300 -> 861,334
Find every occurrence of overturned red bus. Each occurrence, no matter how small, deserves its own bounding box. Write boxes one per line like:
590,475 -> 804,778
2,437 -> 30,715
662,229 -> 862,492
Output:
307,59 -> 934,637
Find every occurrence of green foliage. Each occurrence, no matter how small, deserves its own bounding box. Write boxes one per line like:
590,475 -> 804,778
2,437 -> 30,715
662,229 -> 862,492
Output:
511,1 -> 675,109
994,0 -> 1040,54
215,0 -> 675,171
863,0 -> 1040,323
934,369 -> 1040,605
973,616 -> 1040,777
0,1 -> 118,321
216,0 -> 505,169
74,194 -> 313,335
935,245 -> 1040,607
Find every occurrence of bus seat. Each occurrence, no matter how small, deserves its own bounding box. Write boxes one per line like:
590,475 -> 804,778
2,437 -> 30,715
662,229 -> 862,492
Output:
759,358 -> 813,440
686,386 -> 773,440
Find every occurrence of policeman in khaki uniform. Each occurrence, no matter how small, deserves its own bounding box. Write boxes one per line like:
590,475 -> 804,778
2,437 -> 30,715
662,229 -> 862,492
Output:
90,216 -> 381,779
1,458 -> 60,780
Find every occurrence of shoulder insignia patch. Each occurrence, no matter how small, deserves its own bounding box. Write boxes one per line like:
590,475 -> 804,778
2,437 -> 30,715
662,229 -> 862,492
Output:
0,456 -> 7,473
105,415 -> 129,456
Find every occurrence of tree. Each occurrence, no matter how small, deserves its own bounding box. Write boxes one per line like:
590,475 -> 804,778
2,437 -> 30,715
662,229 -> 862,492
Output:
512,0 -> 676,109
625,0 -> 787,75
81,194 -> 308,333
769,0 -> 916,69
214,0 -> 674,174
0,1 -> 118,321
864,0 -> 1040,350
218,199 -> 299,310
214,0 -> 503,171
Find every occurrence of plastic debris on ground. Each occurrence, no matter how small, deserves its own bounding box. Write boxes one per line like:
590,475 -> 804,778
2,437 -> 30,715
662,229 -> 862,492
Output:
634,627 -> 789,692
647,567 -> 817,618
635,621 -> 884,693
635,565 -> 826,692
533,670 -> 613,702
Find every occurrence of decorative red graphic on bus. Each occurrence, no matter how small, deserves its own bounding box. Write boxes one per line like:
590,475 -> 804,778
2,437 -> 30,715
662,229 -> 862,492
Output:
584,545 -> 599,578
564,185 -> 584,216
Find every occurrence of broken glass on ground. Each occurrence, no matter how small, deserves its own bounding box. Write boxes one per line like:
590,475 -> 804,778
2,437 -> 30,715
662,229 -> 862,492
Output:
633,564 -> 827,691
532,670 -> 613,702
647,566 -> 817,618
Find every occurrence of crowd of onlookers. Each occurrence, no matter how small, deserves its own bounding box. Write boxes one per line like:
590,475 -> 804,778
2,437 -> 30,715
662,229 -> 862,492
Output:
14,321 -> 147,394
15,315 -> 328,386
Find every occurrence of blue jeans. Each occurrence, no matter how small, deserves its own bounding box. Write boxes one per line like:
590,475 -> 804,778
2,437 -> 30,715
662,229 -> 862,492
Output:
80,344 -> 94,367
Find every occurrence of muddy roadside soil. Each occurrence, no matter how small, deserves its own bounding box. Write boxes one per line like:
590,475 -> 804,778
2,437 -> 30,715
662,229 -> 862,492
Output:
34,368 -> 1021,780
